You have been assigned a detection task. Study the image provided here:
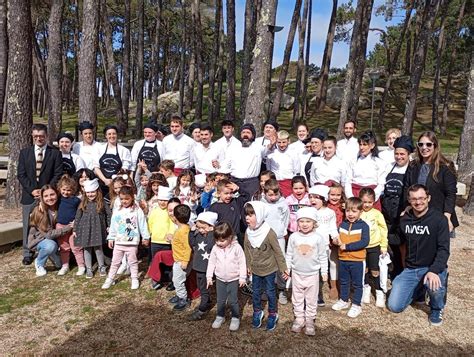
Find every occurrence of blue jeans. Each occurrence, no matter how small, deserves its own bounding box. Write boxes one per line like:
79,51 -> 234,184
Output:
388,267 -> 447,313
252,272 -> 277,314
36,239 -> 61,268
339,260 -> 364,305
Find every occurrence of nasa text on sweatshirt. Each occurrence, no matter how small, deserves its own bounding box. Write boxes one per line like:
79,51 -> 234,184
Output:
399,207 -> 450,274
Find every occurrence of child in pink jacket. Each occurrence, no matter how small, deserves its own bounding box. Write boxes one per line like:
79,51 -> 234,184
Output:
206,222 -> 247,332
285,175 -> 311,233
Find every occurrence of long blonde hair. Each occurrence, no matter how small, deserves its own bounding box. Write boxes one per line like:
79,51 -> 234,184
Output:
413,131 -> 453,182
29,185 -> 58,233
79,188 -> 105,213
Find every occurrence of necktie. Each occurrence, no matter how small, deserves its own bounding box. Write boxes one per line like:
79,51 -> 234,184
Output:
36,148 -> 43,180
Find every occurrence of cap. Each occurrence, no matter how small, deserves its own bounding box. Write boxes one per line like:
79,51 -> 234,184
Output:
394,135 -> 414,153
196,211 -> 218,226
310,128 -> 328,141
83,178 -> 99,192
263,119 -> 279,132
57,132 -> 74,143
308,184 -> 330,201
296,206 -> 318,222
240,123 -> 256,140
195,174 -> 207,188
78,121 -> 94,132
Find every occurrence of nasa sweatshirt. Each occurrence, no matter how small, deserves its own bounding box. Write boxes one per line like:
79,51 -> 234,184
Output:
399,207 -> 450,274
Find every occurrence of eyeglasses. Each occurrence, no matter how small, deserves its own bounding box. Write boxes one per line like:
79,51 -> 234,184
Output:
409,196 -> 428,203
417,142 -> 434,148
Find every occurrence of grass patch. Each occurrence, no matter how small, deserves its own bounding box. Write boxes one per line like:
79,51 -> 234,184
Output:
0,287 -> 41,315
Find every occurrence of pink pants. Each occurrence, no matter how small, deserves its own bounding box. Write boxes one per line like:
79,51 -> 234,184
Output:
108,245 -> 139,279
56,223 -> 84,267
292,271 -> 320,320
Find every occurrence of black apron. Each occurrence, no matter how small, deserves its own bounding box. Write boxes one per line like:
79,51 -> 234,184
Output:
304,153 -> 319,187
259,137 -> 269,174
382,164 -> 406,245
62,153 -> 76,176
99,144 -> 122,179
138,140 -> 161,171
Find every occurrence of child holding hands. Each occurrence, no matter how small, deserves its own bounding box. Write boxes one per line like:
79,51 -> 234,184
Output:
286,207 -> 328,336
206,222 -> 247,331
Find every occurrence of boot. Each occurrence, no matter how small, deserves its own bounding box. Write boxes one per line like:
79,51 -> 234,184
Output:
329,280 -> 339,300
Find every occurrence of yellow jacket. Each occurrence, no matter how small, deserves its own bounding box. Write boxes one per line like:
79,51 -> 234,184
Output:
361,208 -> 388,251
172,225 -> 191,263
148,207 -> 175,244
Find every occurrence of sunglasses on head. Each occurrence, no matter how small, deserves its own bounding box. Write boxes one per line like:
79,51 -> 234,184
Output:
417,142 -> 434,148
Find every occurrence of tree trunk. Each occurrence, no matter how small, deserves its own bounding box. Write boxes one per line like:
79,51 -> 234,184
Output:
214,4 -> 225,123
404,25 -> 411,76
99,41 -> 110,109
464,177 -> 474,216
301,0 -> 312,120
192,0 -> 204,122
0,0 -> 7,125
161,30 -> 168,94
337,0 -> 368,136
78,0 -> 99,126
378,2 -> 414,128
240,0 -> 258,119
269,0 -> 301,121
70,0 -> 79,110
5,0 -> 32,208
33,34 -> 49,119
314,0 -> 337,111
122,0 -> 131,128
431,0 -> 449,132
136,0 -> 144,138
292,0 -> 309,127
244,0 -> 277,134
185,50 -> 195,113
401,0 -> 439,136
151,0 -> 161,118
208,0 -> 221,125
100,0 -> 125,136
457,50 -> 473,184
178,0 -> 186,118
226,0 -> 236,120
440,0 -> 466,136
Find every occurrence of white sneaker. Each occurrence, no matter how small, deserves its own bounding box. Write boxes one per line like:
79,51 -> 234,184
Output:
35,259 -> 47,277
229,317 -> 240,331
131,279 -> 140,290
278,291 -> 288,305
117,262 -> 128,275
101,278 -> 114,289
57,265 -> 69,276
362,284 -> 371,304
76,267 -> 86,276
212,316 -> 225,329
375,290 -> 386,308
347,304 -> 362,318
332,299 -> 350,311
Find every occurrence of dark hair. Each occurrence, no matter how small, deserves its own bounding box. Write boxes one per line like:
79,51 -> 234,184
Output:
73,168 -> 96,188
119,186 -> 137,209
244,203 -> 256,216
359,187 -> 375,200
344,119 -> 357,128
216,178 -> 232,193
346,197 -> 363,211
168,197 -> 181,205
221,119 -> 235,128
414,131 -> 453,182
170,115 -> 183,125
200,124 -> 214,134
174,204 -> 191,224
146,173 -> 168,200
358,130 -> 379,157
32,123 -> 48,133
253,170 -> 276,199
214,222 -> 234,241
291,175 -> 308,189
103,124 -> 118,136
174,169 -> 197,197
323,136 -> 337,147
407,184 -> 430,197
296,123 -> 309,132
264,179 -> 280,194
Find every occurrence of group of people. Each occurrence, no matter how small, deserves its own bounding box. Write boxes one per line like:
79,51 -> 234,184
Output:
17,115 -> 457,333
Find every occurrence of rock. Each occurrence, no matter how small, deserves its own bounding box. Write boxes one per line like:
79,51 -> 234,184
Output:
270,92 -> 295,110
358,96 -> 371,110
367,86 -> 385,94
326,83 -> 345,110
146,91 -> 180,116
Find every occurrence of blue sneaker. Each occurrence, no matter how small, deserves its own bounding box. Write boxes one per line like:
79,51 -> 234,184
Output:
266,314 -> 279,331
429,310 -> 443,326
252,310 -> 264,329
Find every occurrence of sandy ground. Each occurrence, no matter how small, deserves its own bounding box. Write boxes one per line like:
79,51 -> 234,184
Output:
0,208 -> 473,356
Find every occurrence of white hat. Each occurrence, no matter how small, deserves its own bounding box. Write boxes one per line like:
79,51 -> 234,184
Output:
296,207 -> 318,222
195,174 -> 207,188
196,211 -> 218,226
308,184 -> 330,201
83,179 -> 99,192
157,186 -> 173,200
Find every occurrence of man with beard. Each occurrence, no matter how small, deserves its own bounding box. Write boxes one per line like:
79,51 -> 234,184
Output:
336,119 -> 359,164
220,123 -> 276,199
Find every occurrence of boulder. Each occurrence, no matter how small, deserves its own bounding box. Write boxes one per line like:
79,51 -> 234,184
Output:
326,83 -> 345,110
270,92 -> 295,110
358,96 -> 371,110
146,91 -> 180,116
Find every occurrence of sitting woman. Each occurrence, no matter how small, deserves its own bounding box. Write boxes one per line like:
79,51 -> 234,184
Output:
27,185 -> 73,277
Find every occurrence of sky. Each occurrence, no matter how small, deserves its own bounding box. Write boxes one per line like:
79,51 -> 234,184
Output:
230,0 -> 400,69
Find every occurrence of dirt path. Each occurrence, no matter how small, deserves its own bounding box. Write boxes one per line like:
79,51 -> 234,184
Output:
0,208 -> 473,355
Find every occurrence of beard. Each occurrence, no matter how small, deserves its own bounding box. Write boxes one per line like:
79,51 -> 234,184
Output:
241,138 -> 252,147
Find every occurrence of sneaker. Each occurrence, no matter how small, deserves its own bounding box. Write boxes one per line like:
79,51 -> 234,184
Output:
252,310 -> 264,329
305,320 -> 316,336
166,283 -> 176,291
189,309 -> 206,321
429,310 -> 443,326
317,297 -> 325,307
229,317 -> 240,331
347,304 -> 362,318
332,299 -> 350,311
375,290 -> 386,308
101,278 -> 114,289
266,314 -> 279,331
151,280 -> 164,290
99,266 -> 107,277
173,298 -> 188,311
85,269 -> 93,279
291,319 -> 305,333
57,265 -> 69,276
168,296 -> 179,304
131,279 -> 140,290
278,291 -> 288,305
212,316 -> 225,329
241,283 -> 253,297
76,267 -> 86,276
117,262 -> 128,275
362,284 -> 371,304
35,260 -> 47,277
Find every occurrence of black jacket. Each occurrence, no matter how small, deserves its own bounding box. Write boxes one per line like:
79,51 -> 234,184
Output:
403,162 -> 458,227
399,207 -> 450,274
17,145 -> 63,205
189,230 -> 215,273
